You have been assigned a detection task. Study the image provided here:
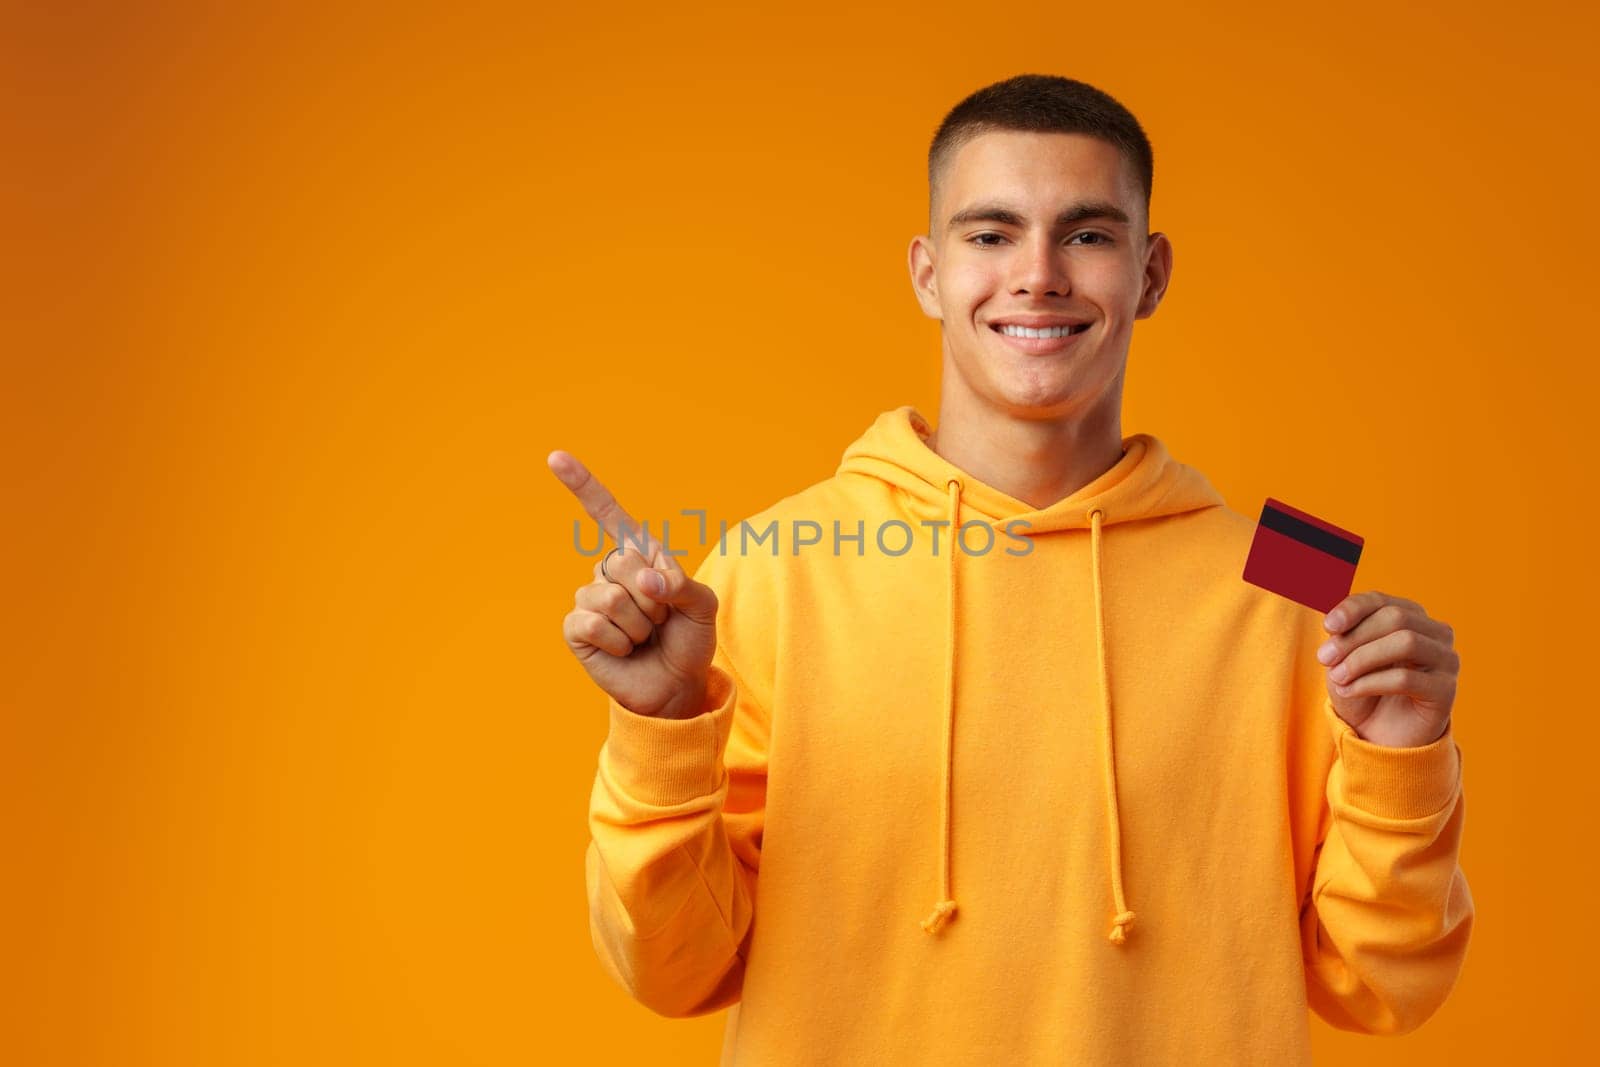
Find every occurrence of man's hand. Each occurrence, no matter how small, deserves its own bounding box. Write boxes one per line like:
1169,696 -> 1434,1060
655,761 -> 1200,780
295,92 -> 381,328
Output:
548,450 -> 719,720
1317,590 -> 1459,748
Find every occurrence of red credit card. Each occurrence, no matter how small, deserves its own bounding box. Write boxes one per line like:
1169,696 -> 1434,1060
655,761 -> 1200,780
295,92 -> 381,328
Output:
1241,498 -> 1364,613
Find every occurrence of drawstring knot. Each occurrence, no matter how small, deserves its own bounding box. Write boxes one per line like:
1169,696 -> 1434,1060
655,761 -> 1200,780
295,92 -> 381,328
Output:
922,899 -> 958,935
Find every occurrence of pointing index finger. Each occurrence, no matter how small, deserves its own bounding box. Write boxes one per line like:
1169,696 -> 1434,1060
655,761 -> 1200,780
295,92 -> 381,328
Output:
546,450 -> 654,553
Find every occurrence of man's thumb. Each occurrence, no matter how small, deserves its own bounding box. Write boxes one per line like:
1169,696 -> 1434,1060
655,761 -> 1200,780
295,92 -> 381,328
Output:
640,567 -> 717,624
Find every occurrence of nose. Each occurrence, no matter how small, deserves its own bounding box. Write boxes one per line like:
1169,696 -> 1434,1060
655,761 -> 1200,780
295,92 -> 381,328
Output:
1009,232 -> 1071,298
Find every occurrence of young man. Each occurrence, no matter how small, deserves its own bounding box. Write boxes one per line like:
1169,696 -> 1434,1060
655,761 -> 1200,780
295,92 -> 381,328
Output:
551,74 -> 1472,1064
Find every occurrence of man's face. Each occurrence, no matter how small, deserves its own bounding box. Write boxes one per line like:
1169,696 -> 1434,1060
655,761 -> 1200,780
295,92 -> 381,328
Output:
909,130 -> 1172,421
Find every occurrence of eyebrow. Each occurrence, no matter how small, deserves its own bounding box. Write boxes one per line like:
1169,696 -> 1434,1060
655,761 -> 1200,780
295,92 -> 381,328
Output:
946,200 -> 1132,232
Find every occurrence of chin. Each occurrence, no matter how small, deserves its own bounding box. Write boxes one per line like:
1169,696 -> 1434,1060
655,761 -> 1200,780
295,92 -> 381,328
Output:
995,366 -> 1080,404
989,385 -> 1082,419
947,344 -> 1095,416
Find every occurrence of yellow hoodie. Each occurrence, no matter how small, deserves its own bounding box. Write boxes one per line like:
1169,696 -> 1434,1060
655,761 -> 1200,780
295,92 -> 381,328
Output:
586,406 -> 1473,1064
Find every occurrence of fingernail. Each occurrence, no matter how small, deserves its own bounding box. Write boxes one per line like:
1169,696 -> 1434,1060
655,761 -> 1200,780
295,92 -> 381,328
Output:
641,570 -> 664,594
1316,641 -> 1336,664
1324,612 -> 1343,632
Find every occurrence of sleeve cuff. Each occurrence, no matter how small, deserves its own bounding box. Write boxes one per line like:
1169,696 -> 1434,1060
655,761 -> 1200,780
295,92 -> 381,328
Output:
1323,697 -> 1462,819
600,665 -> 738,808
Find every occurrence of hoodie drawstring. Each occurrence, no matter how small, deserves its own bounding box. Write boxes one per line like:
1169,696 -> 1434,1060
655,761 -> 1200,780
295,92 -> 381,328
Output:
921,492 -> 1135,947
920,477 -> 964,936
1089,506 -> 1136,944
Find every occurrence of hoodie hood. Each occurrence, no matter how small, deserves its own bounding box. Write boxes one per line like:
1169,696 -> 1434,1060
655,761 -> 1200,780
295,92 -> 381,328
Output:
839,406 -> 1221,536
837,406 -> 1226,943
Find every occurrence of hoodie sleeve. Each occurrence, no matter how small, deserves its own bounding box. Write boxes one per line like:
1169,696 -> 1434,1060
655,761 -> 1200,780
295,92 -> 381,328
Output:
1289,613 -> 1475,1036
584,553 -> 770,1018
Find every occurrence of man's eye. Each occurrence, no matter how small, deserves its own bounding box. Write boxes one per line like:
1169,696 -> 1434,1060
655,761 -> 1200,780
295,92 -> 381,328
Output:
1071,232 -> 1110,246
969,233 -> 1006,247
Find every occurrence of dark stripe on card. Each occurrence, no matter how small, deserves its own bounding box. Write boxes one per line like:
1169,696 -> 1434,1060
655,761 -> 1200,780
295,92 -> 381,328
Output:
1260,504 -> 1363,564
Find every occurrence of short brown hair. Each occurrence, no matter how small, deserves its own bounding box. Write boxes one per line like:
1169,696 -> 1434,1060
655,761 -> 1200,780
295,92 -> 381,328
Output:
928,74 -> 1154,230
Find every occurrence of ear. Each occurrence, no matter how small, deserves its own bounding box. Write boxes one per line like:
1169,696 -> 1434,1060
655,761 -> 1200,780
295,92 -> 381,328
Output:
1134,232 -> 1174,320
908,234 -> 943,321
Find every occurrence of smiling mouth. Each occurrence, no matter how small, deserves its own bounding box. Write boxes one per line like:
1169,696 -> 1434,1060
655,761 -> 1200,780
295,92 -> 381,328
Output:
989,322 -> 1092,355
991,323 -> 1091,338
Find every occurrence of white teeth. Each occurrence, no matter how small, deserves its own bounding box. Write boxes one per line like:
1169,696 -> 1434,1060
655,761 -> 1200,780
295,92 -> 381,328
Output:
999,324 -> 1080,338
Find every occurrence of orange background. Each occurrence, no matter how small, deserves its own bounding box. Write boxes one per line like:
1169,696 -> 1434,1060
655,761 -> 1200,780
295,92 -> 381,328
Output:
4,1 -> 1595,1063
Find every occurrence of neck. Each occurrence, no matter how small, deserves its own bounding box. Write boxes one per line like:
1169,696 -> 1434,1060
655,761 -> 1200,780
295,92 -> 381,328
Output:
927,388 -> 1126,511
